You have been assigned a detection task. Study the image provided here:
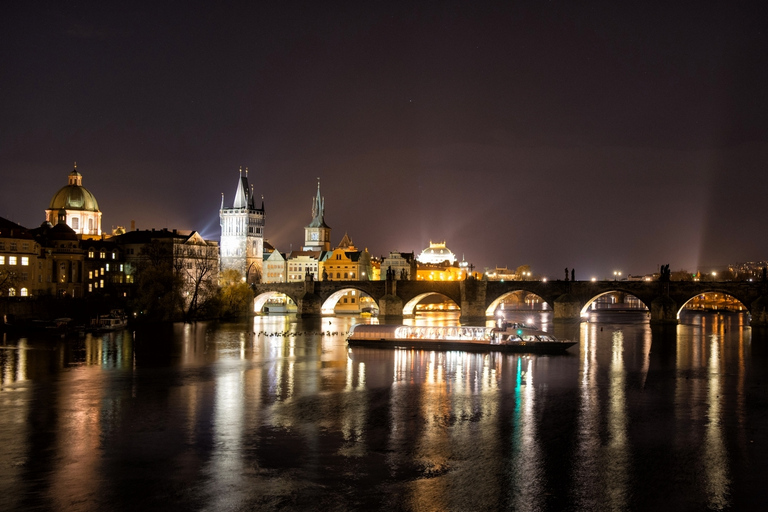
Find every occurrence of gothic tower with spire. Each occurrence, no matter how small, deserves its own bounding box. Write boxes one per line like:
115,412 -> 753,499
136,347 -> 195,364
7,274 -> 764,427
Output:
303,179 -> 331,251
220,167 -> 265,283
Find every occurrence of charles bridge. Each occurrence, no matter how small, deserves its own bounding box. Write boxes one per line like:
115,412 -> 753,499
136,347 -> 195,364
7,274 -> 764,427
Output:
253,278 -> 768,326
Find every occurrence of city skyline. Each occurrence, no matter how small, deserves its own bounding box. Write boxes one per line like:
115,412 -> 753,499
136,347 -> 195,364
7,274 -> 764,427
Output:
2,1 -> 767,278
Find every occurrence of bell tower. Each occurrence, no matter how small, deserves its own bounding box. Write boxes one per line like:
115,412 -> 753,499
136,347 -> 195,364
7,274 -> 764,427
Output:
303,179 -> 331,251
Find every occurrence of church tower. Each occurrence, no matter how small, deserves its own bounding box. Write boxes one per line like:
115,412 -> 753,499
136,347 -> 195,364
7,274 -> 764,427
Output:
303,179 -> 331,251
220,168 -> 265,283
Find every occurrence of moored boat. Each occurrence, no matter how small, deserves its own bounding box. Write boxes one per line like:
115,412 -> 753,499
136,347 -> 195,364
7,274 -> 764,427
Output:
89,310 -> 128,332
347,322 -> 575,354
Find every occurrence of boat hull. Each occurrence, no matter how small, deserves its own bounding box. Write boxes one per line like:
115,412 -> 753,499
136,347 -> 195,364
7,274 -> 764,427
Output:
347,337 -> 576,354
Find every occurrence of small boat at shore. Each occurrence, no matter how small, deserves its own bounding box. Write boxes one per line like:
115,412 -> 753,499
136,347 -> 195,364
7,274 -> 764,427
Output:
347,322 -> 576,354
88,310 -> 128,332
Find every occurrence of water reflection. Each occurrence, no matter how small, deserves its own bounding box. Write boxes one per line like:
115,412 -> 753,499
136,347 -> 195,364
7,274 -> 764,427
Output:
0,311 -> 764,510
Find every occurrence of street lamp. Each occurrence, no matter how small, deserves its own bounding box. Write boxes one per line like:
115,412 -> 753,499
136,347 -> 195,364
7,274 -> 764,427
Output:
614,271 -> 622,281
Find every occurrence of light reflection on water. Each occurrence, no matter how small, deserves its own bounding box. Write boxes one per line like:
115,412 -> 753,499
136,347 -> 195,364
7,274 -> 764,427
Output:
0,311 -> 767,511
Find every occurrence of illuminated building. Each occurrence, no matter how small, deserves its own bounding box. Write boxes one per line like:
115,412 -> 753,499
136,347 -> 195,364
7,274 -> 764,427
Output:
30,215 -> 85,297
303,179 -> 331,251
321,234 -> 372,281
285,251 -> 323,282
219,168 -> 265,284
115,228 -> 219,313
417,241 -> 457,265
415,261 -> 465,281
320,234 -> 373,313
380,251 -> 416,280
45,163 -> 102,238
0,217 -> 42,297
262,243 -> 288,283
81,240 -> 129,296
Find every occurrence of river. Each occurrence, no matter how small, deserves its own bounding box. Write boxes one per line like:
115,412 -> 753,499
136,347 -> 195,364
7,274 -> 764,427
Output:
1,311 -> 767,511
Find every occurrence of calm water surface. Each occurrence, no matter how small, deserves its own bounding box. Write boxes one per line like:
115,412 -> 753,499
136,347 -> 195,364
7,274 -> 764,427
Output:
1,312 -> 768,511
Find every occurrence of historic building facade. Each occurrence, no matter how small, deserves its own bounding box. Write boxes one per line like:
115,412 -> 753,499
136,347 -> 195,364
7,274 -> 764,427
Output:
45,164 -> 102,238
219,168 -> 265,284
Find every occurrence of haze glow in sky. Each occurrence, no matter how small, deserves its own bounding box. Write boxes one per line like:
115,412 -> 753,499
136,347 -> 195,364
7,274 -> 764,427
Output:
2,1 -> 767,278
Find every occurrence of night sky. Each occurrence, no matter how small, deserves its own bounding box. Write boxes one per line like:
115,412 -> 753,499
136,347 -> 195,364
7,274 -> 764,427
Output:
2,1 -> 767,279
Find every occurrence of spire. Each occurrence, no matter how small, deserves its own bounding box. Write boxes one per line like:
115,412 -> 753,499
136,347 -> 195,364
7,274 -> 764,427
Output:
220,192 -> 224,209
233,167 -> 249,209
307,178 -> 330,229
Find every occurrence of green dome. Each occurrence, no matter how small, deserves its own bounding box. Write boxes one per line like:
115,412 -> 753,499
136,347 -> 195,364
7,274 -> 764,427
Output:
48,170 -> 100,212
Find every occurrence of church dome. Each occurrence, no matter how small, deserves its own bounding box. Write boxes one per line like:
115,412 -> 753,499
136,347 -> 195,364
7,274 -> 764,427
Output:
48,168 -> 100,212
418,241 -> 457,265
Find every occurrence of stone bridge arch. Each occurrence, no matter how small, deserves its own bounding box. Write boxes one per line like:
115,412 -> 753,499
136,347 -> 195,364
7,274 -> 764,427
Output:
485,289 -> 554,317
577,290 -> 651,317
674,288 -> 751,320
254,290 -> 298,314
320,285 -> 380,315
402,292 -> 460,316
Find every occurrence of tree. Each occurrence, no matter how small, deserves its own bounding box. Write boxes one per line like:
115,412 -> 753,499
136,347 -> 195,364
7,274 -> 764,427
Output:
219,268 -> 254,319
174,241 -> 219,322
130,240 -> 182,321
0,269 -> 19,296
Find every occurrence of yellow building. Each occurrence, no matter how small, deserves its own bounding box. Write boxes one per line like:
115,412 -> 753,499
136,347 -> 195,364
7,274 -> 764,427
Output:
319,234 -> 373,313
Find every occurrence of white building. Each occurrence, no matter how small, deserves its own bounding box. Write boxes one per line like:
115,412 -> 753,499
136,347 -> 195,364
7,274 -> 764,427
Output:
219,168 -> 265,283
45,163 -> 102,238
417,241 -> 457,265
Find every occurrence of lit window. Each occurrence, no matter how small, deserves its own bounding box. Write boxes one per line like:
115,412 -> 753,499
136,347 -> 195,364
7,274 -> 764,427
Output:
88,284 -> 92,292
72,217 -> 79,229
112,252 -> 115,259
106,263 -> 110,271
8,288 -> 16,296
0,256 -> 4,265
89,271 -> 93,279
100,279 -> 104,287
9,256 -> 17,265
88,249 -> 94,258
100,250 -> 106,259
21,257 -> 29,266
20,288 -> 28,297
101,268 -> 104,276
120,264 -> 123,271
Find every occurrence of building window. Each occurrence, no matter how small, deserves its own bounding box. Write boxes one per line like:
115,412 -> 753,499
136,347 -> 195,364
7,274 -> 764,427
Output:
89,219 -> 94,232
10,242 -> 17,251
20,288 -> 28,297
8,288 -> 16,296
89,271 -> 93,279
344,273 -> 348,279
351,297 -> 355,303
336,273 -> 340,278
0,256 -> 4,265
88,249 -> 94,258
100,279 -> 104,288
21,257 -> 29,266
72,217 -> 79,229
106,264 -> 110,271
88,284 -> 92,292
9,256 -> 17,265
0,242 -> 4,250
22,242 -> 29,251
120,264 -> 123,272
100,250 -> 106,259
112,252 -> 116,259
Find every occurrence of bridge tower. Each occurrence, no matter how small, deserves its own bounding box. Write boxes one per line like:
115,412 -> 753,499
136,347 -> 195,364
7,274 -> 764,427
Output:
220,168 -> 265,284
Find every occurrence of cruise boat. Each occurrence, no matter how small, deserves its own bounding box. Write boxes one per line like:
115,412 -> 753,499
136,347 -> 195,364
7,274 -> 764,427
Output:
347,322 -> 576,354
